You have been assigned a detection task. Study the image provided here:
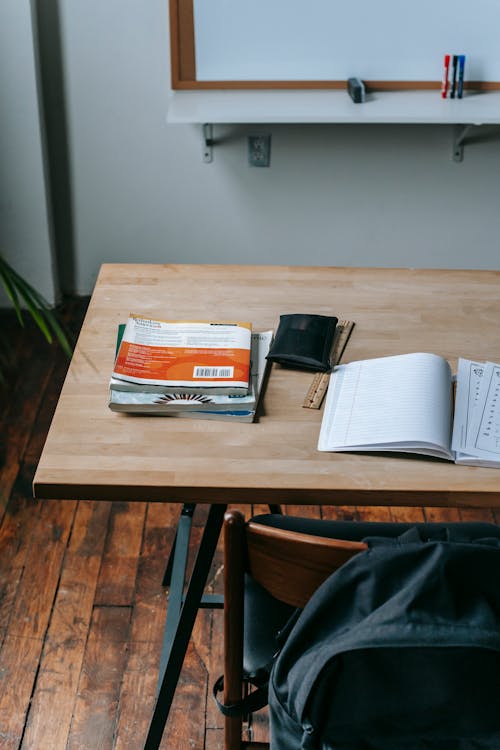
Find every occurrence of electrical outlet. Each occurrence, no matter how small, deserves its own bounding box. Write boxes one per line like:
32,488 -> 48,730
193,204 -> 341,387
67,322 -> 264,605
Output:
248,135 -> 271,167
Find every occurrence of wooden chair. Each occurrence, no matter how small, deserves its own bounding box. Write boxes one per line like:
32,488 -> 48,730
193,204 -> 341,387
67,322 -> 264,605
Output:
218,511 -> 500,750
220,509 -> 368,750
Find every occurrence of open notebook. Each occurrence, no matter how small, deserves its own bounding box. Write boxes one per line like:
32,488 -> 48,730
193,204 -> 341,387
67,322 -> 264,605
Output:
318,352 -> 500,467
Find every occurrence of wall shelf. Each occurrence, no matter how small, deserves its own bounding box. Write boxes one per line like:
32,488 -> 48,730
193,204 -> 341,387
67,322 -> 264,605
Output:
166,89 -> 500,125
166,90 -> 500,163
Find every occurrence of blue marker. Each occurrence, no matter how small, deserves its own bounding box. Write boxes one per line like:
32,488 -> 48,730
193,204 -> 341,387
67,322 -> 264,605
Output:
457,55 -> 466,98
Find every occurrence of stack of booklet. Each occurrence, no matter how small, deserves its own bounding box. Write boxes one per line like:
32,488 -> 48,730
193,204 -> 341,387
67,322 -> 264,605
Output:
109,314 -> 273,423
318,352 -> 500,468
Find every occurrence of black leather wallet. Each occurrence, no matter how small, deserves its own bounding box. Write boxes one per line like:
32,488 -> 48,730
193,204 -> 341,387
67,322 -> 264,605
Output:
266,314 -> 338,371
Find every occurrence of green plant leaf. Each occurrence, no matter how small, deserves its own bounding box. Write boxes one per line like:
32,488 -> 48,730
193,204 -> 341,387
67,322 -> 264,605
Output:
0,259 -> 24,327
0,254 -> 73,360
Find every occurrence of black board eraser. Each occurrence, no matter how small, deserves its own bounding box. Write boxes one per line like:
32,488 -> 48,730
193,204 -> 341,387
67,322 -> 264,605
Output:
347,77 -> 366,103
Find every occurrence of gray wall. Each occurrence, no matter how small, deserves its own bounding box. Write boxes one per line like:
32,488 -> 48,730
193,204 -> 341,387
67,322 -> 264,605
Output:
0,0 -> 56,304
4,1 -> 500,300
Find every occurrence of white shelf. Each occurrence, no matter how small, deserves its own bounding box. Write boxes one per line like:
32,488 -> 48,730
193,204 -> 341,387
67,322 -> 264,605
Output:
166,89 -> 500,126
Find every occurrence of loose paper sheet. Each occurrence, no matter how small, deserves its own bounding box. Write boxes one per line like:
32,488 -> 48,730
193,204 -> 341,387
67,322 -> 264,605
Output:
465,362 -> 500,458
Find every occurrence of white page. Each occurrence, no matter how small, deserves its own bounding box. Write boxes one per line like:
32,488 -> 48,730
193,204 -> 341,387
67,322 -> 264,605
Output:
318,352 -> 453,459
464,361 -> 500,460
451,358 -> 485,453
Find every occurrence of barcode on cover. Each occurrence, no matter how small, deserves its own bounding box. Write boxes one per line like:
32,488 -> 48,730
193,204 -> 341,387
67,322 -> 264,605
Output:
193,366 -> 234,379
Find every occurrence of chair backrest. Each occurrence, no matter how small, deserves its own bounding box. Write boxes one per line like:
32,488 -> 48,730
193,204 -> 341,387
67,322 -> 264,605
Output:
235,512 -> 367,608
221,509 -> 368,749
221,510 -> 500,750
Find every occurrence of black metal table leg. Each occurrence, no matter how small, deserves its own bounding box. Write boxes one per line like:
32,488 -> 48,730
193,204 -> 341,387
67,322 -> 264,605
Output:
157,503 -> 196,687
161,503 -> 196,587
162,503 -> 282,587
144,503 -> 227,750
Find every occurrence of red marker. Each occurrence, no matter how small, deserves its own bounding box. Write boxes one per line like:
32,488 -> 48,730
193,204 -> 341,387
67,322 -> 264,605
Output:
441,54 -> 450,98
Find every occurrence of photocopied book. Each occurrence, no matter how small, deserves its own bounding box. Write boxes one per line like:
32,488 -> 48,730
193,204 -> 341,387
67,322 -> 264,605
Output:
318,352 -> 500,467
112,315 -> 252,394
109,330 -> 273,422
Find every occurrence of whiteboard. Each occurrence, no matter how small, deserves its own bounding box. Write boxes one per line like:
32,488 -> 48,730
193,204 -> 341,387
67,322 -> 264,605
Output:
193,0 -> 500,83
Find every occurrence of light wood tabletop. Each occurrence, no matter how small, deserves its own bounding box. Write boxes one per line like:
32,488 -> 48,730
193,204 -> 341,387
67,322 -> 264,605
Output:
33,264 -> 500,508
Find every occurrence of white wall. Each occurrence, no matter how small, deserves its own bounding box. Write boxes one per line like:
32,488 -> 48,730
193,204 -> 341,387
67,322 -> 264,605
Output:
0,0 -> 57,304
28,2 -> 500,295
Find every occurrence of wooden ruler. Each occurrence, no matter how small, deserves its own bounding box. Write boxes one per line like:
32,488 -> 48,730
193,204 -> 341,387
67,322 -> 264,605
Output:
302,320 -> 355,409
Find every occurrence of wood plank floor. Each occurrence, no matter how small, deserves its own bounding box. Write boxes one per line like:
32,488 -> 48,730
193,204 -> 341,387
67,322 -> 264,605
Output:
0,298 -> 498,750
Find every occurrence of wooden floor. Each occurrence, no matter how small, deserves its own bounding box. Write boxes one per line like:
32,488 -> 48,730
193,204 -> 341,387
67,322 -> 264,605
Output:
0,298 -> 498,750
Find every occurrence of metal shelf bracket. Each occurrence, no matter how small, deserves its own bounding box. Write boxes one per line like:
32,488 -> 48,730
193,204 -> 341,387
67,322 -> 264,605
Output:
453,124 -> 474,162
202,123 -> 213,163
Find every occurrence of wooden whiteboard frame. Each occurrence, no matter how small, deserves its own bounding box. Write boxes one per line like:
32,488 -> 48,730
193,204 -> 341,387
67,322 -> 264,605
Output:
169,0 -> 500,91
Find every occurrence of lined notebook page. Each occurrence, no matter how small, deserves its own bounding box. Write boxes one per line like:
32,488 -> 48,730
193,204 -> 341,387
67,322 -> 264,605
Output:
318,352 -> 453,458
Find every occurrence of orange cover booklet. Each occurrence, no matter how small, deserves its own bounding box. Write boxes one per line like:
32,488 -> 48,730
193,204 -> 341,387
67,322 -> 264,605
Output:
112,315 -> 252,394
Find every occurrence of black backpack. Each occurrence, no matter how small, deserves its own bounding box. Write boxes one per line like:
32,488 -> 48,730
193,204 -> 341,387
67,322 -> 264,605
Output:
268,528 -> 500,750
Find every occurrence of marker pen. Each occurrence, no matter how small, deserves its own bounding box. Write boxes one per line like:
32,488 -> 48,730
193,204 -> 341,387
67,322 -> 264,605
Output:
457,55 -> 466,98
441,54 -> 450,98
450,55 -> 458,98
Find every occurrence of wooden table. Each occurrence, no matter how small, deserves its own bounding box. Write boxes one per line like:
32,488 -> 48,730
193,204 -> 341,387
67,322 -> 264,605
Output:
34,263 -> 500,507
33,264 -> 500,747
